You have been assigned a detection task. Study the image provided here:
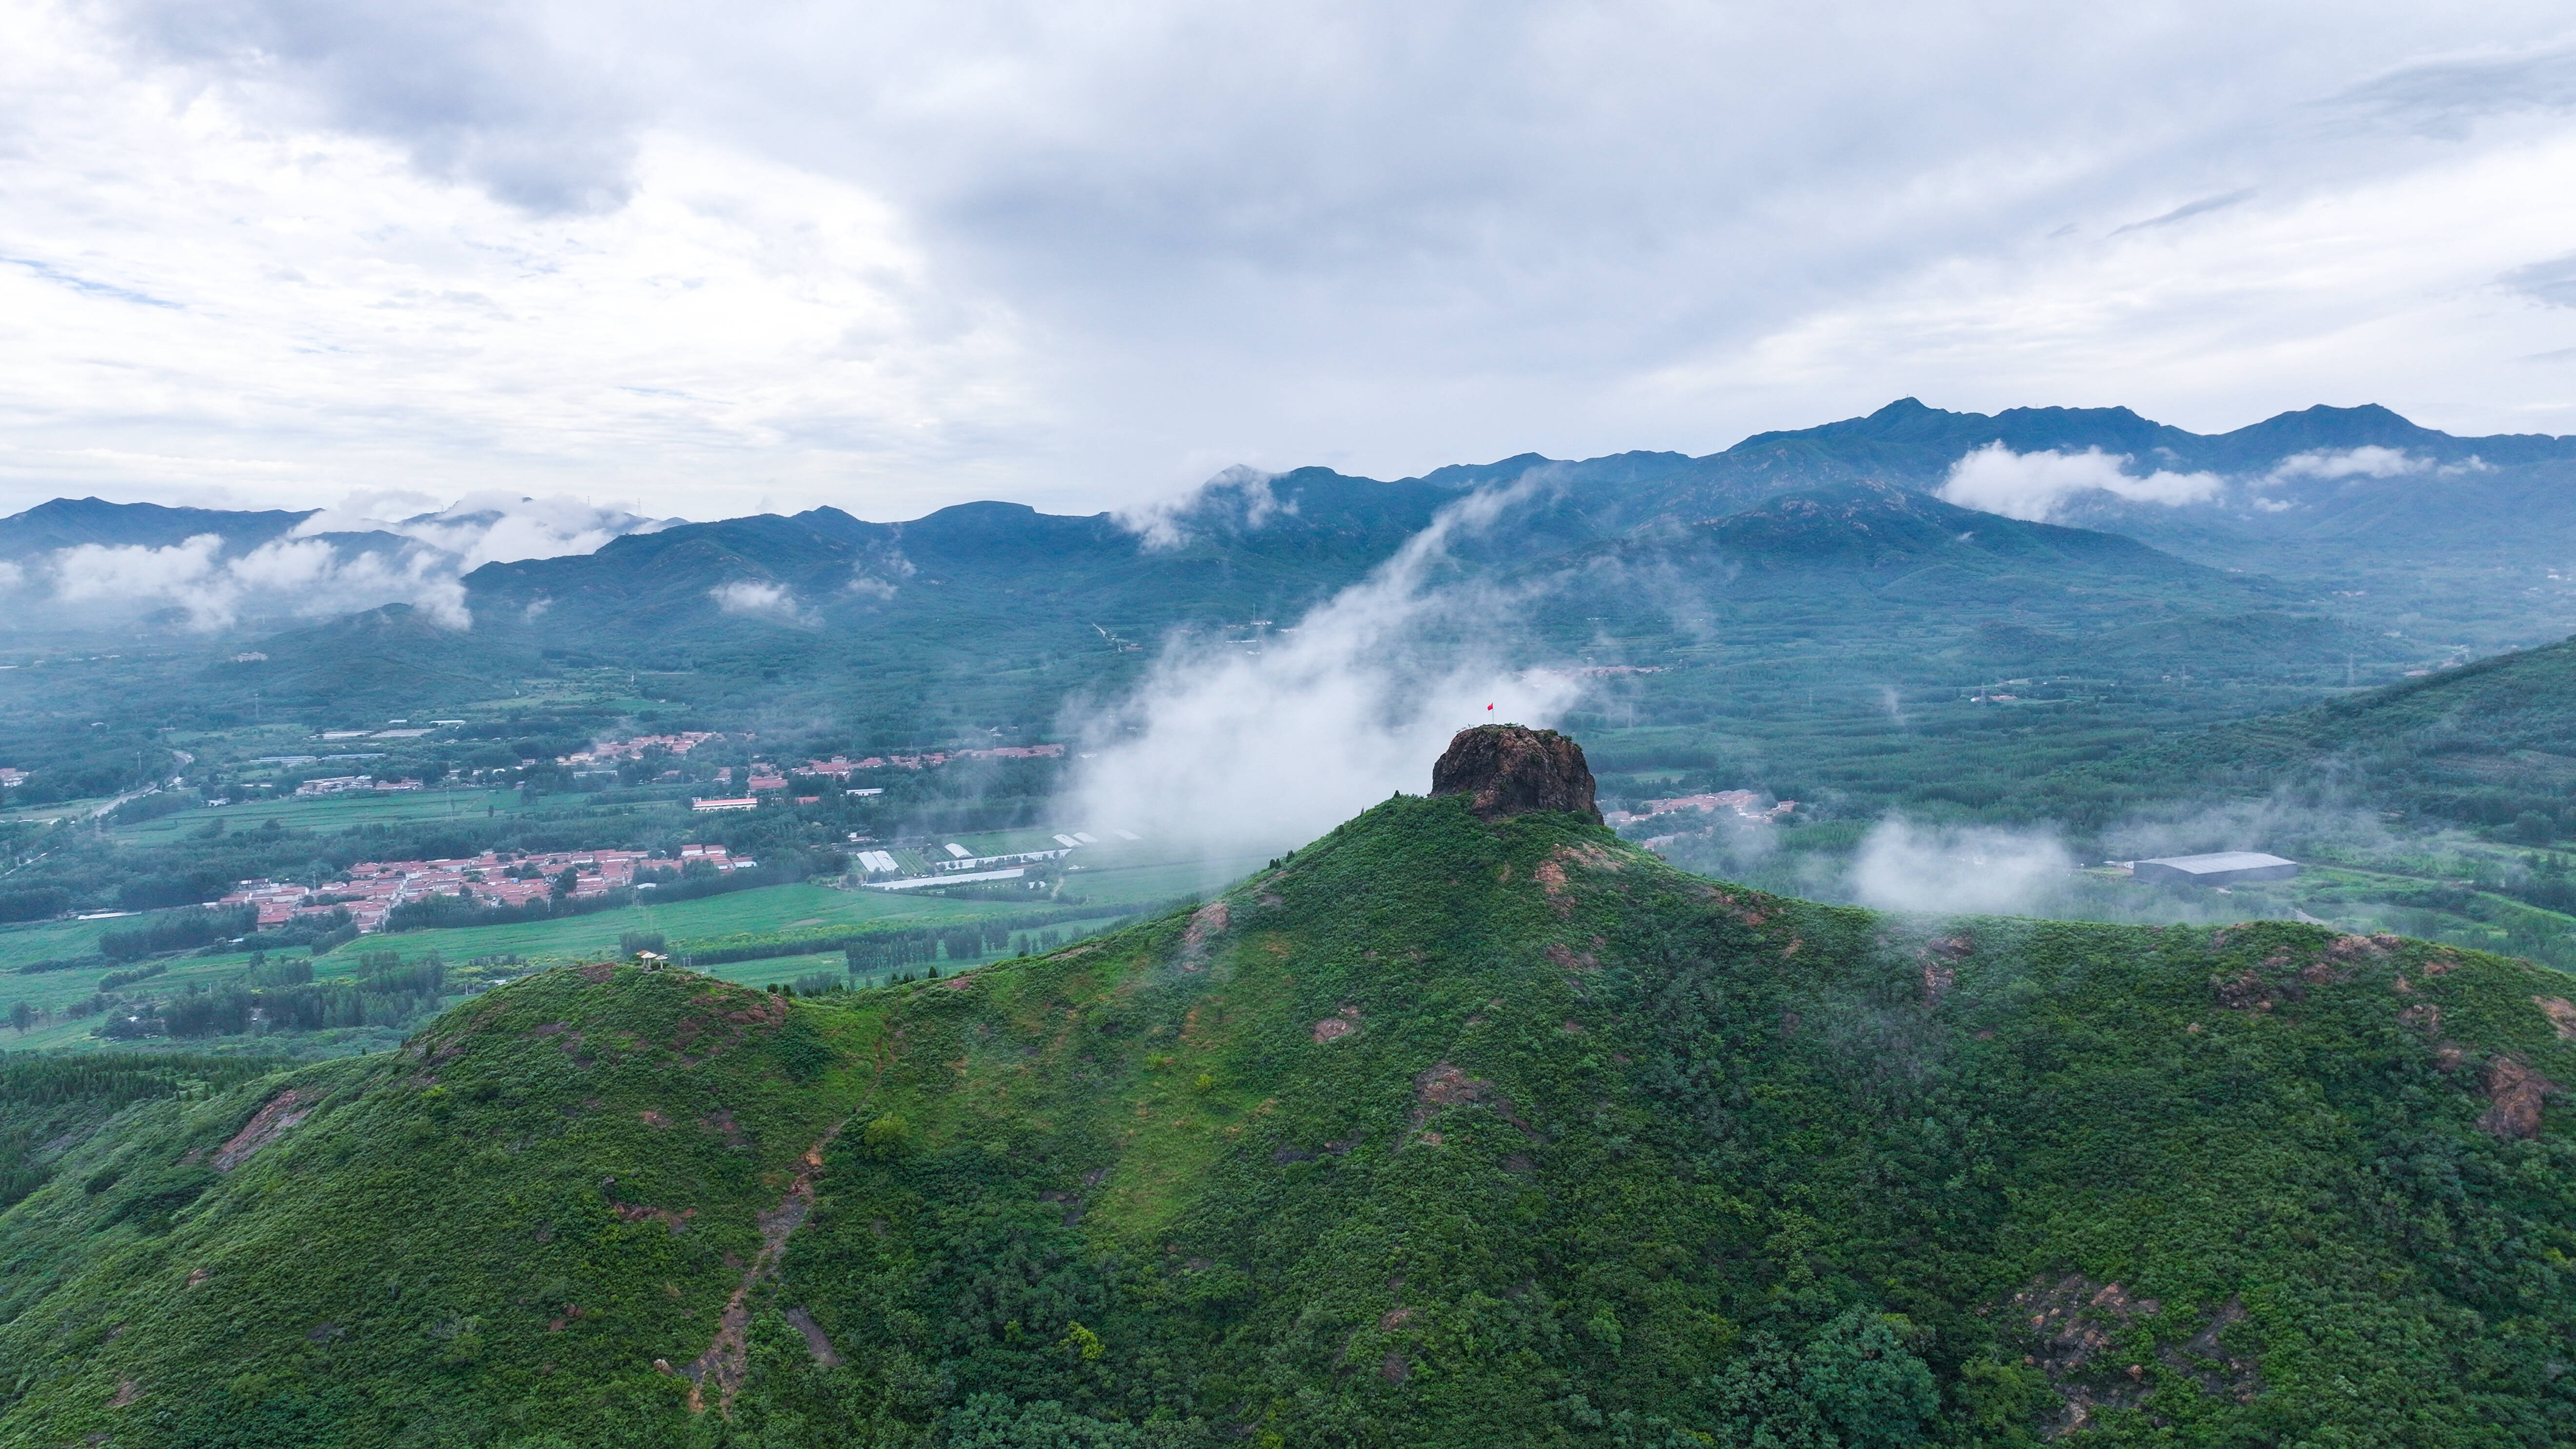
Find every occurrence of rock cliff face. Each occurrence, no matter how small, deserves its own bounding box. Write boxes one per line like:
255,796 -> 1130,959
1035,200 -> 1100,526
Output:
1429,724 -> 1603,825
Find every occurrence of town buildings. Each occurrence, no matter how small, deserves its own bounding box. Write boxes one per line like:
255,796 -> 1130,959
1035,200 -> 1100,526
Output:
220,845 -> 754,933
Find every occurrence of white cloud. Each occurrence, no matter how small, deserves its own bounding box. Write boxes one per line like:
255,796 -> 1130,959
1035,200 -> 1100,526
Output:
838,538 -> 917,600
0,6 -> 1030,520
1116,465 -> 1293,551
1937,442 -> 2222,522
1846,818 -> 2077,915
41,530 -> 473,628
48,534 -> 223,607
709,579 -> 800,618
1067,483 -> 1585,857
2264,444 -> 2427,482
294,492 -> 673,569
3,489 -> 660,629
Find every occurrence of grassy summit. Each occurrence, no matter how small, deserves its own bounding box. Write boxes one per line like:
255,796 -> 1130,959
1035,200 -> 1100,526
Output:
0,747 -> 2572,1445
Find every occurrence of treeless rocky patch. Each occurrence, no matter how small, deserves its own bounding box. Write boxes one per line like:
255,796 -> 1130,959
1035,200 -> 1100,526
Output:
213,1090 -> 315,1172
1409,1063 -> 1533,1138
1546,943 -> 1599,971
1183,902 -> 1230,948
1174,901 -> 1232,970
1430,724 -> 1601,822
783,1306 -> 843,1366
2478,1056 -> 2559,1141
2534,996 -> 2576,1041
1413,1064 -> 1489,1111
604,1189 -> 698,1234
685,1121 -> 847,1416
2010,1275 -> 2163,1434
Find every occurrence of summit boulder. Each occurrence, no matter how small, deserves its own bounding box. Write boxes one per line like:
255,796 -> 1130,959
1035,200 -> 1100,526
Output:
1430,724 -> 1602,824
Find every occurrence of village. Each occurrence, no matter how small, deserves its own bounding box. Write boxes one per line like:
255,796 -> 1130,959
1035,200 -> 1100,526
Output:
220,843 -> 757,932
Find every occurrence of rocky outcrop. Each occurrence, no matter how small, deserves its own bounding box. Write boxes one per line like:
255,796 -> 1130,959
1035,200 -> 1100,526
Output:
212,1090 -> 316,1172
1430,725 -> 1603,825
2478,1056 -> 2559,1141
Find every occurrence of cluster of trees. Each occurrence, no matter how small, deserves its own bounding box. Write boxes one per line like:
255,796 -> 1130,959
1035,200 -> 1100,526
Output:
102,955 -> 448,1040
0,721 -> 177,806
838,911 -> 1114,978
98,906 -> 254,962
95,962 -> 167,992
260,908 -> 356,955
0,1051 -> 288,1212
0,887 -> 69,926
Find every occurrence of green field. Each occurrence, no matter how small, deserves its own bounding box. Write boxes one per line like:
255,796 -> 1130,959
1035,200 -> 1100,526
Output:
101,785 -> 537,845
0,863 -> 1187,1055
0,914 -> 141,969
0,796 -> 115,825
0,794 -> 1257,1058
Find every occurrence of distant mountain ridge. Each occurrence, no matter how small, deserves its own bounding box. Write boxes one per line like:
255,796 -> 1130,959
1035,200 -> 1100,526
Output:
2,396 -> 2560,732
0,498 -> 317,558
8,394 -> 2564,571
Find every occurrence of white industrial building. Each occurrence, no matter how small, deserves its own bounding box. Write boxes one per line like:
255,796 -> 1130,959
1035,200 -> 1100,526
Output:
2131,851 -> 2299,886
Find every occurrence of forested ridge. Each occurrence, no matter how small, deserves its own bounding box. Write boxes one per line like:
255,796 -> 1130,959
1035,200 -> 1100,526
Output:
0,794 -> 2571,1446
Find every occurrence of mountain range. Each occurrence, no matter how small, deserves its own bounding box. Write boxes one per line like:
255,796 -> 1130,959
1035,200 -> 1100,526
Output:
7,395 -> 2573,638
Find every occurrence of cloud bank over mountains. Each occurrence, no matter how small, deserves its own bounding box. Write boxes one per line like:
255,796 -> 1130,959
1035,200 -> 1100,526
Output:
1938,437 -> 2504,523
1937,443 -> 2224,523
1,495 -> 671,629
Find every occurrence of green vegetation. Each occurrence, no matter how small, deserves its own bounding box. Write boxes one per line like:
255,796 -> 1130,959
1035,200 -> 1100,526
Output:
0,1052 -> 291,1214
0,794 -> 2570,1444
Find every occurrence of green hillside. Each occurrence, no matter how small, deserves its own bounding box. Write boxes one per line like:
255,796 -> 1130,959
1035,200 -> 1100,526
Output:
2022,632 -> 2576,833
1,755 -> 2572,1446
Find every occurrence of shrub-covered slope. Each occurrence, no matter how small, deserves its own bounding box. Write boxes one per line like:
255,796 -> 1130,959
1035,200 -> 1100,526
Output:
2023,630 -> 2576,829
3,797 -> 2573,1447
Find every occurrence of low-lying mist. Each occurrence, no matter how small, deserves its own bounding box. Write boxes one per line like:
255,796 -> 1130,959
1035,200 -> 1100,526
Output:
1845,819 -> 2077,914
1635,785 -> 2487,936
1065,482 -> 1584,864
0,494 -> 669,632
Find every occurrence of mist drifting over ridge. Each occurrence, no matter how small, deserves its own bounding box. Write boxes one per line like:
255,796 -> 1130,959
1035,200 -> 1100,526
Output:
1065,481 -> 1587,859
0,494 -> 673,630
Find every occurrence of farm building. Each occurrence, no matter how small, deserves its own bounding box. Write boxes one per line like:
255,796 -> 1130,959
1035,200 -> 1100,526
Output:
2131,851 -> 2299,886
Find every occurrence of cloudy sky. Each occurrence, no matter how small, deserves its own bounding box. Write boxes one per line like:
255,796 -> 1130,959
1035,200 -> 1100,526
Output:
2,0 -> 2574,524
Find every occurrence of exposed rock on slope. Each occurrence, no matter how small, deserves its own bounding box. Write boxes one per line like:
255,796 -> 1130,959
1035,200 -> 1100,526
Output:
1429,723 -> 1603,824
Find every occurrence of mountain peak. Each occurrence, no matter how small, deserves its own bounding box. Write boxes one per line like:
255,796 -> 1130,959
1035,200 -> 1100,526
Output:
1430,724 -> 1603,824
